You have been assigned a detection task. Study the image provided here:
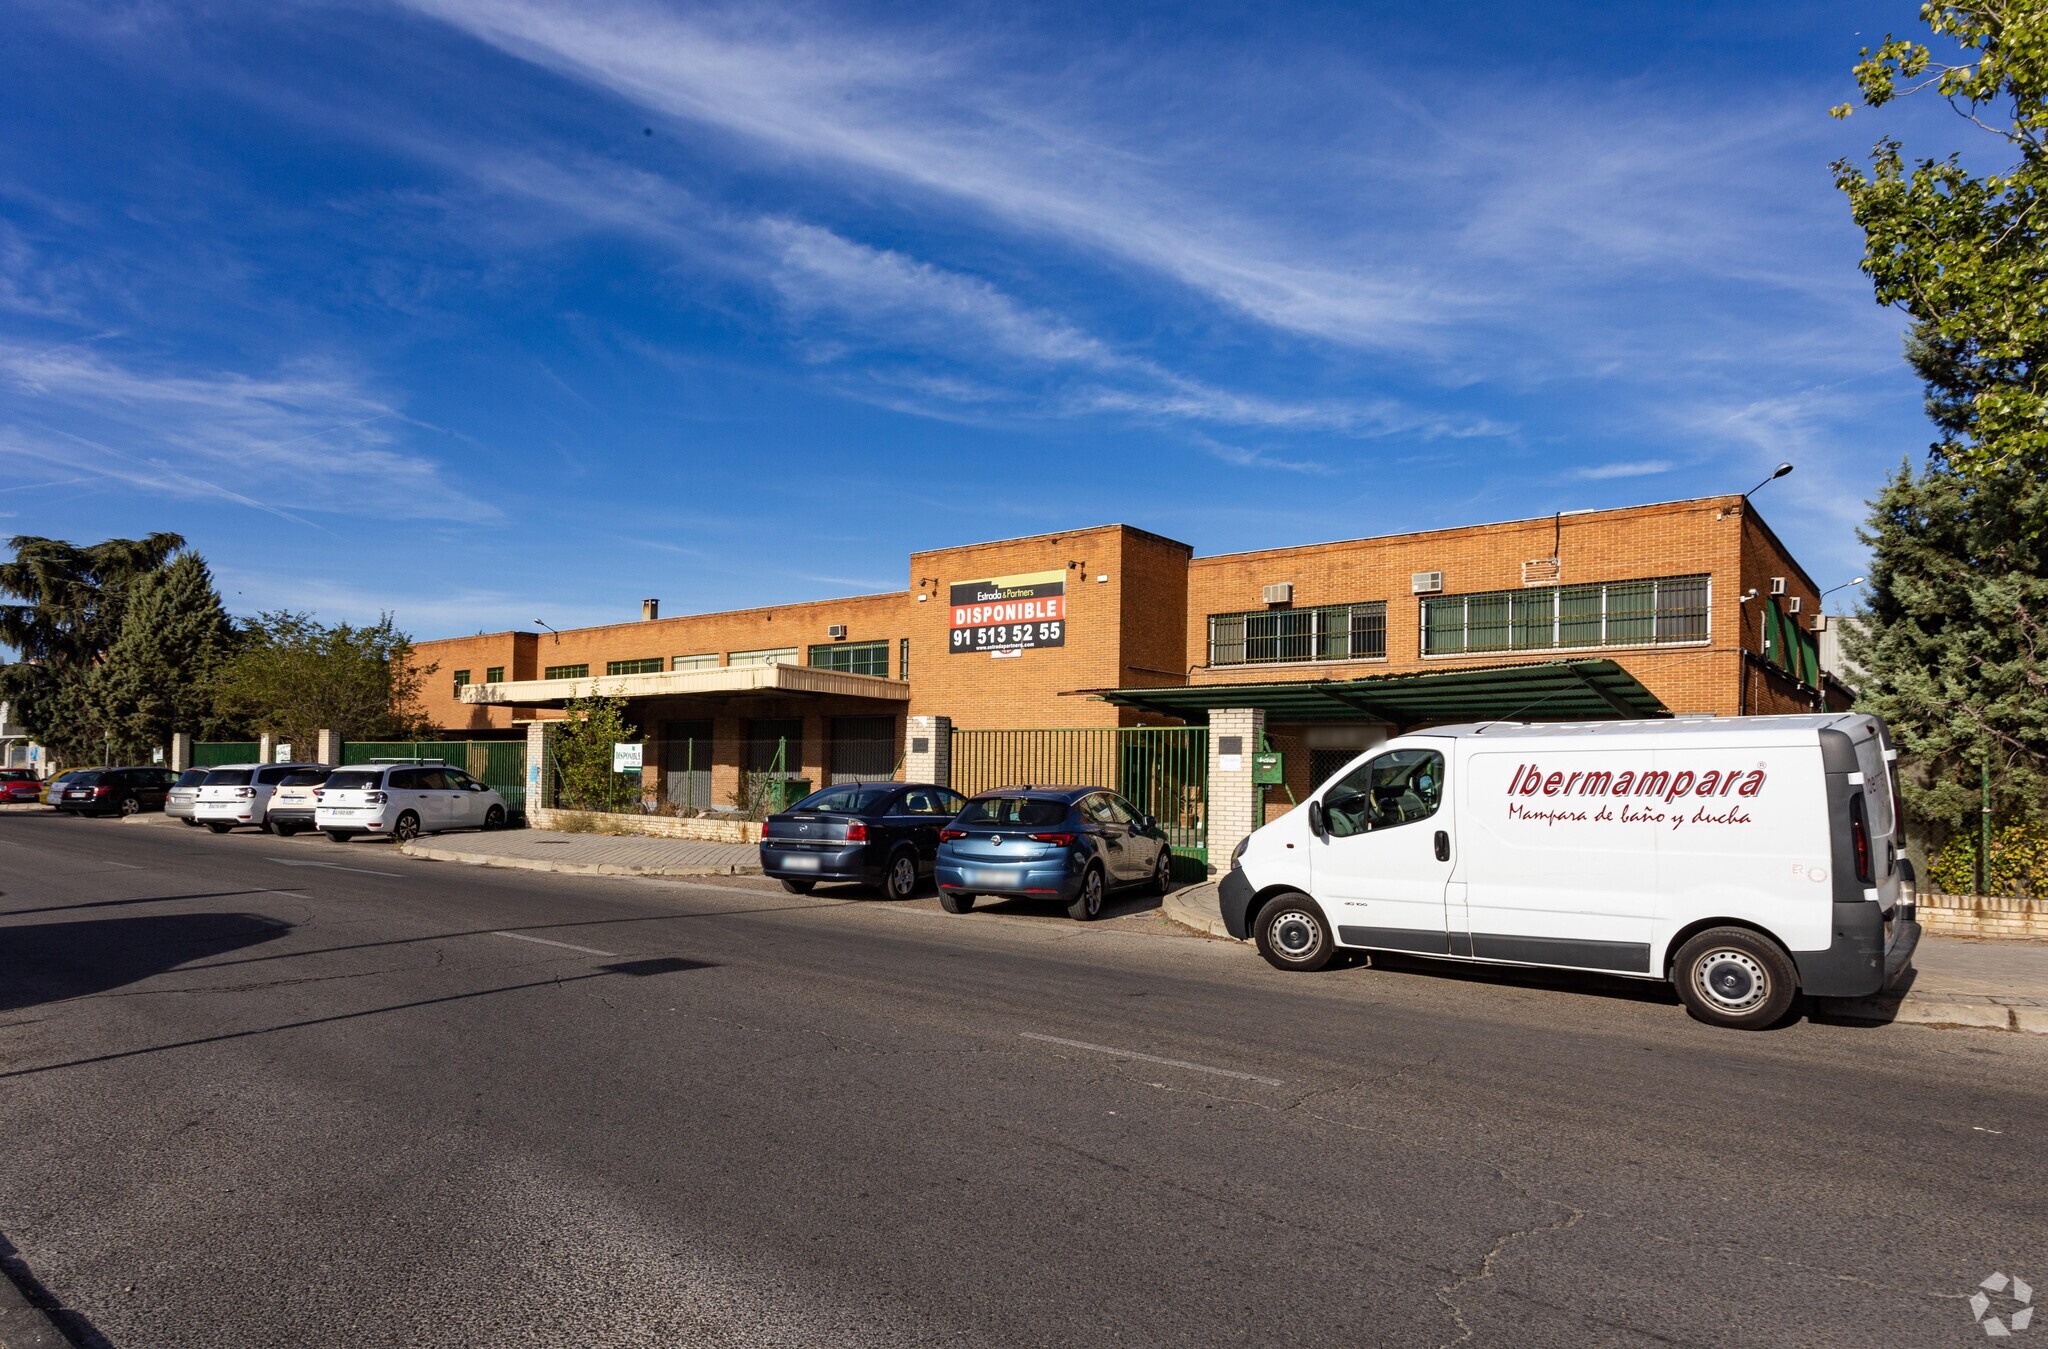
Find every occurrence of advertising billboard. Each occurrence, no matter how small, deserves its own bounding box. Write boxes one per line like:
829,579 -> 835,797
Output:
949,570 -> 1066,654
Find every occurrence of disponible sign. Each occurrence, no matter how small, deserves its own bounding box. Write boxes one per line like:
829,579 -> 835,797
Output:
612,742 -> 643,773
949,570 -> 1066,654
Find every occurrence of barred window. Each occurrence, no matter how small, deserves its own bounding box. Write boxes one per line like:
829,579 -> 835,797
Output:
810,640 -> 889,677
1209,601 -> 1387,667
728,647 -> 797,668
543,663 -> 589,680
1421,575 -> 1709,656
485,666 -> 504,683
606,658 -> 664,675
671,653 -> 719,671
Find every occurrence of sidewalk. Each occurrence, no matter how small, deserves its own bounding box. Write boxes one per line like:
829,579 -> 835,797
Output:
401,828 -> 760,878
1164,881 -> 2048,1034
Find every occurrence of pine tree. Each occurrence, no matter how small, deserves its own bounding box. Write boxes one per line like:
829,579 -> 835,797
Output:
90,552 -> 237,759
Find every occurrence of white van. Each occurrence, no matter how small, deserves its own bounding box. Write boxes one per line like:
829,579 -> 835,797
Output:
193,762 -> 329,834
1218,713 -> 1920,1030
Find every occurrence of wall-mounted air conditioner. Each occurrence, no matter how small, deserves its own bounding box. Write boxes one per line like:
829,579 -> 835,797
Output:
826,624 -> 847,640
1260,582 -> 1293,605
1769,577 -> 1787,595
1785,596 -> 1802,614
1811,613 -> 1828,632
1411,571 -> 1443,594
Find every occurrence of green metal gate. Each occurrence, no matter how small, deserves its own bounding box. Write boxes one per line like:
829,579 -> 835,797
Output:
192,741 -> 260,767
342,739 -> 527,814
950,726 -> 1207,870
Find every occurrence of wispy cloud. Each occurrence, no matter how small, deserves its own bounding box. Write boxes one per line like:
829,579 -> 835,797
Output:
1573,458 -> 1674,480
0,342 -> 497,523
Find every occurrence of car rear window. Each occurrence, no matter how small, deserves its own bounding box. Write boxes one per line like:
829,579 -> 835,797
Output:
792,784 -> 897,813
176,769 -> 208,786
203,769 -> 253,786
66,771 -> 104,786
323,770 -> 384,791
958,796 -> 1070,827
280,769 -> 330,787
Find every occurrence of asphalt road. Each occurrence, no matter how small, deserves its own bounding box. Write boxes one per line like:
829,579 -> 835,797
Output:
0,813 -> 2041,1348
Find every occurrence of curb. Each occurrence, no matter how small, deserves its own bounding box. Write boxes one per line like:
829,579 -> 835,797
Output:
1824,991 -> 2048,1034
399,841 -> 761,879
1163,881 -> 1234,940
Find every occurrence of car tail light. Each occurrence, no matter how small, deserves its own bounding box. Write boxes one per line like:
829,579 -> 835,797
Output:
366,791 -> 387,805
940,828 -> 966,841
236,787 -> 256,800
845,821 -> 868,841
1029,832 -> 1076,846
93,785 -> 111,795
1850,793 -> 1872,885
313,789 -> 324,798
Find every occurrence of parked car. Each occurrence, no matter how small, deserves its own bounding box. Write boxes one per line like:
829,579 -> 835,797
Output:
165,767 -> 208,825
0,769 -> 43,804
194,762 -> 328,833
1219,713 -> 1921,1031
41,769 -> 88,811
313,762 -> 508,842
935,786 -> 1174,920
759,782 -> 970,898
48,766 -> 180,817
266,766 -> 333,837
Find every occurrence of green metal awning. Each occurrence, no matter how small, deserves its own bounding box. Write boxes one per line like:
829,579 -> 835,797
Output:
1092,659 -> 1667,729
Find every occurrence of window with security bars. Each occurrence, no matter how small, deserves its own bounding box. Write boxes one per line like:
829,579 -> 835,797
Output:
606,658 -> 664,675
544,663 -> 589,680
1209,601 -> 1387,667
809,640 -> 889,677
485,666 -> 504,683
1420,575 -> 1709,656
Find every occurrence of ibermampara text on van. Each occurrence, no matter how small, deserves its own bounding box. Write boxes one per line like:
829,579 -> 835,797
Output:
1505,763 -> 1766,805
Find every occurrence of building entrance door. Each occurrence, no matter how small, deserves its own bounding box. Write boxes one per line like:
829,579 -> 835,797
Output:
661,719 -> 713,811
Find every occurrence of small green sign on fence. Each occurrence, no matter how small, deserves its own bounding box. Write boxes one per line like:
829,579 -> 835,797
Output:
1252,750 -> 1284,785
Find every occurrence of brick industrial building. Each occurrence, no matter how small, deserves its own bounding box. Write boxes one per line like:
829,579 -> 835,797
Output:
417,494 -> 1846,860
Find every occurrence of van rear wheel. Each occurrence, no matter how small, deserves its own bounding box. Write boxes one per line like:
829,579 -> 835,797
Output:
1253,892 -> 1337,972
1672,927 -> 1799,1030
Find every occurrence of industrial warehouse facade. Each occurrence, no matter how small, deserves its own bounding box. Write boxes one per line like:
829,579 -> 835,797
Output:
414,494 -> 1846,863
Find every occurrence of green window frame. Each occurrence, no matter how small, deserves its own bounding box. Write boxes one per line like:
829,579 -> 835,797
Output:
485,666 -> 504,683
543,663 -> 589,680
1208,601 -> 1387,667
1420,575 -> 1709,656
606,658 -> 664,676
452,669 -> 470,693
809,640 -> 890,677
671,654 -> 719,671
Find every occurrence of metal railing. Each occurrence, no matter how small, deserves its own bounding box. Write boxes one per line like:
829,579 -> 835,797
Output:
951,726 -> 1209,862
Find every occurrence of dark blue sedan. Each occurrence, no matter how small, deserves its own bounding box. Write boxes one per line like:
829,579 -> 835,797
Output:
759,782 -> 969,899
935,786 -> 1174,921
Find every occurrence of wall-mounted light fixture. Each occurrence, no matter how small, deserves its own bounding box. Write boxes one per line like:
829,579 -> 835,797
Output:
534,619 -> 561,643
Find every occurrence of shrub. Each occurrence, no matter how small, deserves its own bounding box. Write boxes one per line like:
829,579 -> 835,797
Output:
1928,822 -> 2048,897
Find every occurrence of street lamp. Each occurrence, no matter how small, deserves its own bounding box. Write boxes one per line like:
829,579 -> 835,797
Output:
1744,462 -> 1794,497
534,619 -> 560,643
1820,576 -> 1866,601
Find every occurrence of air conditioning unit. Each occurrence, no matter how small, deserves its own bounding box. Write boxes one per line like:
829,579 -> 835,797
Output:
1260,582 -> 1293,605
1811,613 -> 1829,632
1411,571 -> 1443,595
1769,577 -> 1787,596
1785,596 -> 1802,614
826,624 -> 847,640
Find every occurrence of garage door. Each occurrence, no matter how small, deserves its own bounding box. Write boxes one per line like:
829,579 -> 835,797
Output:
829,716 -> 897,784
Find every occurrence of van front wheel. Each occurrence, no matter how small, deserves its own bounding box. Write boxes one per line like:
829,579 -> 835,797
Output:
1253,892 -> 1336,972
1672,927 -> 1799,1030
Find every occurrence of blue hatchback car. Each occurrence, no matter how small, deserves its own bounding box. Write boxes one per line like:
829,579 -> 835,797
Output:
935,786 -> 1174,921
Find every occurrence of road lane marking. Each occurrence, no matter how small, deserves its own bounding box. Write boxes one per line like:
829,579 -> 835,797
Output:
267,858 -> 403,878
103,860 -> 142,869
1019,1032 -> 1285,1085
490,931 -> 618,957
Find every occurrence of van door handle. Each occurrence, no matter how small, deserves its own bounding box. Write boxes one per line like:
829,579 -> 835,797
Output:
1434,830 -> 1450,862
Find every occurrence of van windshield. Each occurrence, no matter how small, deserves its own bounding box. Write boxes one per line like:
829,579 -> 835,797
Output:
958,796 -> 1069,827
203,769 -> 253,786
323,770 -> 384,791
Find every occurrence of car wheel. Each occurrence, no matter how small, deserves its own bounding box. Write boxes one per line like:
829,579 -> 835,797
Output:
205,822 -> 233,835
779,878 -> 816,895
881,850 -> 918,901
392,811 -> 422,843
182,817 -> 201,827
258,821 -> 275,835
275,822 -> 301,837
939,890 -> 975,914
484,805 -> 506,830
1672,927 -> 1800,1031
1253,892 -> 1337,972
324,830 -> 352,843
1067,866 -> 1106,922
118,796 -> 141,816
1150,845 -> 1174,895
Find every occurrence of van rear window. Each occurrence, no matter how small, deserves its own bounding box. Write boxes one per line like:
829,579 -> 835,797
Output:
203,769 -> 253,786
1854,733 -> 1897,839
323,770 -> 384,791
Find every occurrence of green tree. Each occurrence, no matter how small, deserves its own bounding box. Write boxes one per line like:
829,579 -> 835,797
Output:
1846,459 -> 2048,841
211,611 -> 434,752
549,692 -> 642,812
89,552 -> 238,759
1833,2 -> 2048,479
0,532 -> 184,765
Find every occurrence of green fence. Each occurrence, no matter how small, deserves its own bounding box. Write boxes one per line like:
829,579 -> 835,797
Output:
950,726 -> 1208,872
342,740 -> 527,814
192,741 -> 260,767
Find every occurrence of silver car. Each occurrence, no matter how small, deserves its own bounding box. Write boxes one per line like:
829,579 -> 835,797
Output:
165,767 -> 208,825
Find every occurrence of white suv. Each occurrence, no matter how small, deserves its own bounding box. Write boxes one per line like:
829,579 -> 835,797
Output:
194,762 -> 328,834
314,762 -> 509,843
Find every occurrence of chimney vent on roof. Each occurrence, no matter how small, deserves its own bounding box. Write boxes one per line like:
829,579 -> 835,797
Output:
642,598 -> 659,621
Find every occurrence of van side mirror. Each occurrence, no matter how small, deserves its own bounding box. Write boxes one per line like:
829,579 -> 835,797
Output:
1306,800 -> 1327,840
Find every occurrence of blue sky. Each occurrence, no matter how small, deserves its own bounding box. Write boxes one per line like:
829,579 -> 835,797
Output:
0,0 -> 1959,639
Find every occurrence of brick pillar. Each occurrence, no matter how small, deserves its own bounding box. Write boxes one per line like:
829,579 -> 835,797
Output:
524,720 -> 553,815
712,716 -> 743,811
258,731 -> 277,765
315,729 -> 342,766
169,733 -> 192,773
801,713 -> 828,789
903,715 -> 951,788
1205,708 -> 1266,875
